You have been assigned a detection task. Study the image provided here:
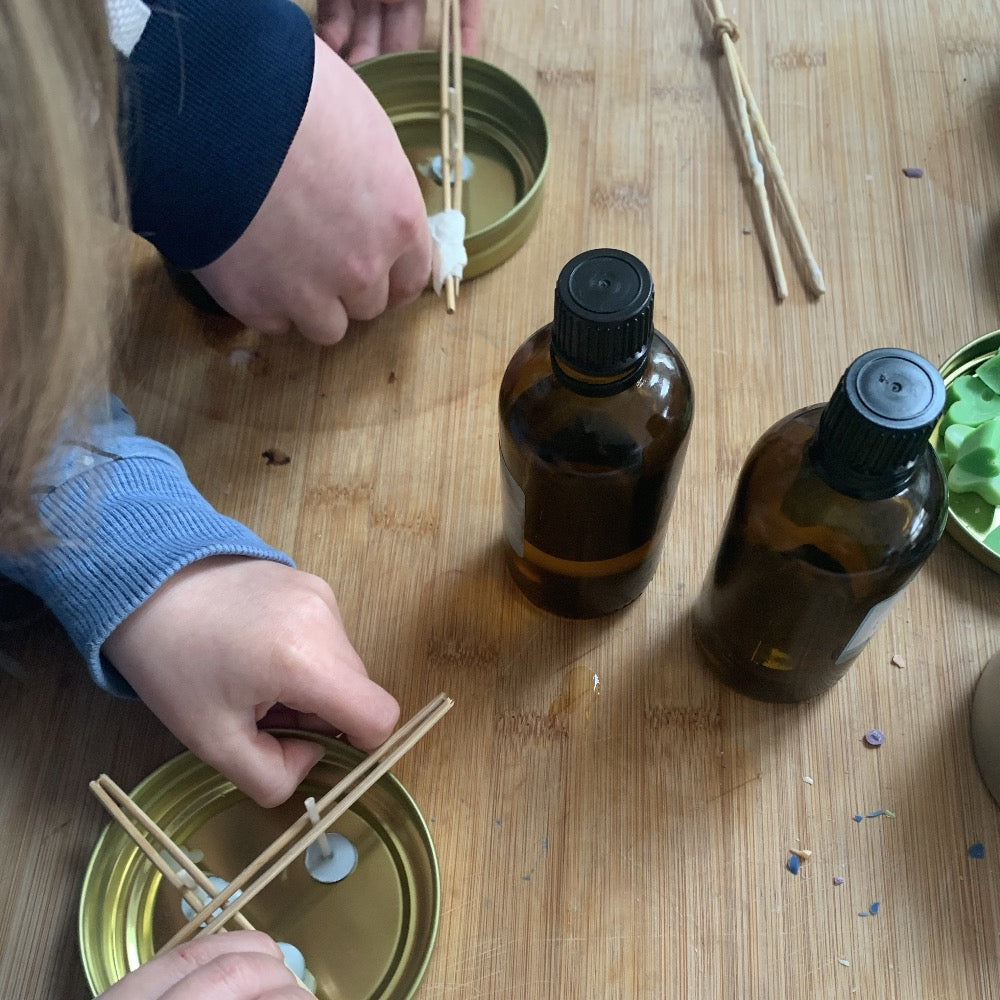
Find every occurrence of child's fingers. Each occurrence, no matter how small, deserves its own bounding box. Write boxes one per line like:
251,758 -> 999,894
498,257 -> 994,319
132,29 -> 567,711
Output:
99,932 -> 298,1000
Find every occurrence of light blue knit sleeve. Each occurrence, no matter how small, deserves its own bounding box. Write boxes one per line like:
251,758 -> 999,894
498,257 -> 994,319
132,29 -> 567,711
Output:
0,397 -> 294,696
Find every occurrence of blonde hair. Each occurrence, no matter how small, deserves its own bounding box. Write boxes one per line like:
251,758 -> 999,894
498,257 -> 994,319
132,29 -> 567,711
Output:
0,0 -> 128,549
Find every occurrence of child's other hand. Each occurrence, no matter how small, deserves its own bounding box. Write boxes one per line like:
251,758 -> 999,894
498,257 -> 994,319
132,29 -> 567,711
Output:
193,37 -> 431,346
317,0 -> 484,65
96,932 -> 310,1000
103,556 -> 400,808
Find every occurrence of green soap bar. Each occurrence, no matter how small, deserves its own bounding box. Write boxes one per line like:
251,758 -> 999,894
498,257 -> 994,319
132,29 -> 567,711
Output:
943,422 -> 975,466
950,464 -> 1000,505
946,374 -> 1000,427
977,352 -> 1000,395
949,416 -> 1000,505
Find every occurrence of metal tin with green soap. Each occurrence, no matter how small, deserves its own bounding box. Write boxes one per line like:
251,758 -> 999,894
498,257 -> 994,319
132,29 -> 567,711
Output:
79,735 -> 439,1000
932,329 -> 1000,575
356,52 -> 548,279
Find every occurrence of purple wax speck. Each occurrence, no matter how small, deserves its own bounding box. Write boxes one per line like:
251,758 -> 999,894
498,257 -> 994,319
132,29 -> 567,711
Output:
902,167 -> 924,178
968,842 -> 986,859
833,876 -> 845,886
863,729 -> 885,747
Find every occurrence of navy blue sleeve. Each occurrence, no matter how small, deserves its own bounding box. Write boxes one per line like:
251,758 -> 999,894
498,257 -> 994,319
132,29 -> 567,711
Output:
119,0 -> 315,270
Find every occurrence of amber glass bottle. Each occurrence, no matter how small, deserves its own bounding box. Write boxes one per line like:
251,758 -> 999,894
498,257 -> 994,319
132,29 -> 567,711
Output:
693,347 -> 948,702
498,249 -> 694,618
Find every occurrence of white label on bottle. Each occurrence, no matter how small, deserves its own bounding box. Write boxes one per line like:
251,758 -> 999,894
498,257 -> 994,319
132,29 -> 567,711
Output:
836,588 -> 907,665
500,449 -> 525,558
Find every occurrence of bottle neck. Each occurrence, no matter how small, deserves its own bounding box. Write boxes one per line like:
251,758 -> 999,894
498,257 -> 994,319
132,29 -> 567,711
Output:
808,424 -> 925,500
549,341 -> 648,397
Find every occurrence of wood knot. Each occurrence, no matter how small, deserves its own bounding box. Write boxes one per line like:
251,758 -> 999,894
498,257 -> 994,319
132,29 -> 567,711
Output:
712,16 -> 739,47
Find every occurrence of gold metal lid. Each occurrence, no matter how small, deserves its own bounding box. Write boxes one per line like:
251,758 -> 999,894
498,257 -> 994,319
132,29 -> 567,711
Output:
79,735 -> 439,999
356,51 -> 549,280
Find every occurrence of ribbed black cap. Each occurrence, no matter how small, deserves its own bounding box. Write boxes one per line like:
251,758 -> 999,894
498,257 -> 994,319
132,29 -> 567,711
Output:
814,348 -> 945,496
551,249 -> 654,376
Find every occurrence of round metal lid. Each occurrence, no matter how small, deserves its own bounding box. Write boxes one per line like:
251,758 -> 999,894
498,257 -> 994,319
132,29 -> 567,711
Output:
79,735 -> 440,999
356,51 -> 549,280
932,329 -> 1000,575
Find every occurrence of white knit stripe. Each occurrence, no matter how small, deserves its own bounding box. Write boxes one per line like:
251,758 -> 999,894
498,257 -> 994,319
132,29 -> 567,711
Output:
103,0 -> 152,57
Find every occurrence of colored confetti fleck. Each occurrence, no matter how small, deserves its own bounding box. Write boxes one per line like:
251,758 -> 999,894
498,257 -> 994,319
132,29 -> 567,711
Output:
902,166 -> 924,178
787,853 -> 801,875
869,901 -> 881,916
968,842 -> 986,859
833,876 -> 845,886
863,729 -> 885,747
854,808 -> 895,822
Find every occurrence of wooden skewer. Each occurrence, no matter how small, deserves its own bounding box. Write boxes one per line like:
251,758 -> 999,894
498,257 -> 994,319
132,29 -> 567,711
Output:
158,693 -> 454,953
449,0 -> 465,219
706,0 -> 824,299
707,1 -> 786,299
90,773 -> 258,934
91,775 -> 313,991
732,57 -> 826,296
439,0 -> 464,313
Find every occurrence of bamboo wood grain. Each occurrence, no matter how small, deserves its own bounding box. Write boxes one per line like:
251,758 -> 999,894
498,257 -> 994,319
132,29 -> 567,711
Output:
3,2 -> 1000,999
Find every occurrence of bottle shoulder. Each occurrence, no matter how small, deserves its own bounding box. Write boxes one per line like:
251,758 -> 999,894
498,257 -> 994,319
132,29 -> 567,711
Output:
734,406 -> 948,559
499,326 -> 693,421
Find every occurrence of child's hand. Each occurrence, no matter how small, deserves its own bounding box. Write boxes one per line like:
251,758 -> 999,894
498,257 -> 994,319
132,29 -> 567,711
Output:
317,0 -> 484,64
97,932 -> 310,1000
194,36 -> 431,346
103,556 -> 400,808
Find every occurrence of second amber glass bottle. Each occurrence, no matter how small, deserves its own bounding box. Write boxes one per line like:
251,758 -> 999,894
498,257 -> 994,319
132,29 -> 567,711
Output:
498,248 -> 694,617
693,347 -> 948,702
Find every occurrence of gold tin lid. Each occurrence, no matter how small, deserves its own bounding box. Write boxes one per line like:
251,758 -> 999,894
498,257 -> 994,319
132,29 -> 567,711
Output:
932,329 -> 1000,575
356,51 -> 549,280
79,735 -> 439,999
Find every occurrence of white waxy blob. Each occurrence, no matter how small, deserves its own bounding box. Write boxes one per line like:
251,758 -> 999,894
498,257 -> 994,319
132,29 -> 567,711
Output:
179,874 -> 241,922
305,832 -> 358,884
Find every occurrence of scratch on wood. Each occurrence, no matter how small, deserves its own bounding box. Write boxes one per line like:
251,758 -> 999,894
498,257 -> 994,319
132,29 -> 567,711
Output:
303,482 -> 372,507
590,182 -> 651,214
496,711 -> 569,741
941,36 -> 1000,57
426,637 -> 499,669
770,47 -> 827,70
535,66 -> 596,86
370,503 -> 440,538
643,704 -> 721,731
649,83 -> 704,106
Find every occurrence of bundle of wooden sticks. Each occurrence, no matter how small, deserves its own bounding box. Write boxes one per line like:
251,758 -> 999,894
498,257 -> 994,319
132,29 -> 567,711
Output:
706,0 -> 825,300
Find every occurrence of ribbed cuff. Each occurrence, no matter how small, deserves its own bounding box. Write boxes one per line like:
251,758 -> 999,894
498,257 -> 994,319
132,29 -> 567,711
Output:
5,456 -> 294,696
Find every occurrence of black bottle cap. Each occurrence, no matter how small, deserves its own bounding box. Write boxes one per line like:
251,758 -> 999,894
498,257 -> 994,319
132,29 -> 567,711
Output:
551,249 -> 654,377
814,347 -> 946,497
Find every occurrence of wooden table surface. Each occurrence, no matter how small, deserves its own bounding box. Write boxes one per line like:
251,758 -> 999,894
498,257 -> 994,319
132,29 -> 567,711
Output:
3,2 -> 1000,997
